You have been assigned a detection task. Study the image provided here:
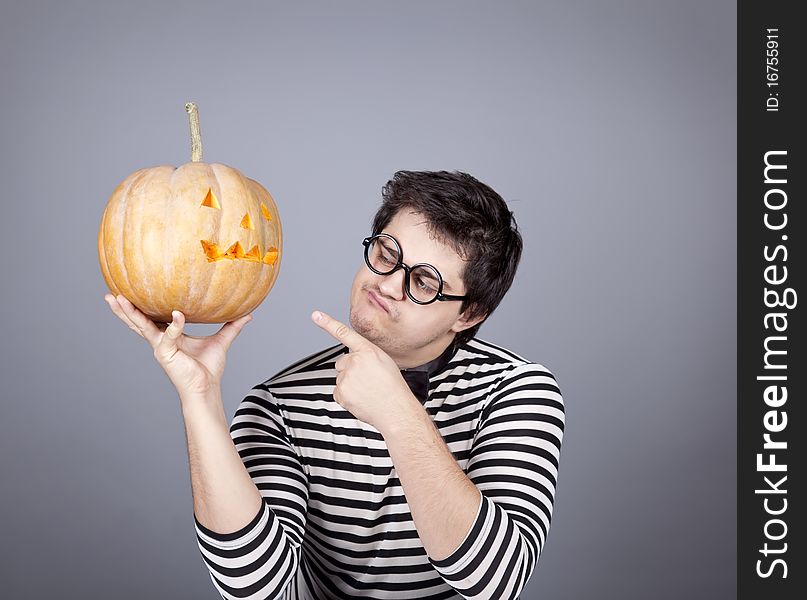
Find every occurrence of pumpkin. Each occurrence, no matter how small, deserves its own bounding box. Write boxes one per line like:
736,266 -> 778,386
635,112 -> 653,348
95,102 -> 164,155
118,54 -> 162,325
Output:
98,102 -> 282,324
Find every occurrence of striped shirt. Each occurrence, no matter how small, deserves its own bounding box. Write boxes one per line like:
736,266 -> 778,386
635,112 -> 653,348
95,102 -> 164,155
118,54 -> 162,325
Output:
193,337 -> 565,599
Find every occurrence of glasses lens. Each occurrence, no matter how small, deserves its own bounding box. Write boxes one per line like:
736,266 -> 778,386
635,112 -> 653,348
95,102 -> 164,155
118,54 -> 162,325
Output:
367,237 -> 400,274
409,265 -> 441,303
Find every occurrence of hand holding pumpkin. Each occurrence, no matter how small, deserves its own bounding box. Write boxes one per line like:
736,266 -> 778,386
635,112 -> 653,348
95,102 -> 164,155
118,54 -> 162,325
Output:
104,293 -> 252,399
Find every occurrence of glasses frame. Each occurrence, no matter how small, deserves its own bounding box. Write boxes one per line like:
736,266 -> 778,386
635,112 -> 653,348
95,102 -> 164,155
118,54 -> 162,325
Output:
362,233 -> 468,305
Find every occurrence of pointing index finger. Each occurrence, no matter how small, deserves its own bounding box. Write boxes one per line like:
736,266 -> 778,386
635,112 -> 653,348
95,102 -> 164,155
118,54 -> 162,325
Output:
311,310 -> 370,351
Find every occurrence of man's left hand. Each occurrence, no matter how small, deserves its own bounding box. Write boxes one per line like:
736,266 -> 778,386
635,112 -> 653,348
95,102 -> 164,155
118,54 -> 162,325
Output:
311,310 -> 420,433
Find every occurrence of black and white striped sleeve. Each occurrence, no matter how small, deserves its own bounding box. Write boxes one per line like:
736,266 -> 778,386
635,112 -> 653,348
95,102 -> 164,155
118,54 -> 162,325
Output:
193,386 -> 309,600
428,362 -> 565,600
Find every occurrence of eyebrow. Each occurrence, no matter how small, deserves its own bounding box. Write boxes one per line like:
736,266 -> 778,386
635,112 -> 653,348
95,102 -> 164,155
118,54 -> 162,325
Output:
381,232 -> 457,291
419,270 -> 454,293
412,260 -> 455,291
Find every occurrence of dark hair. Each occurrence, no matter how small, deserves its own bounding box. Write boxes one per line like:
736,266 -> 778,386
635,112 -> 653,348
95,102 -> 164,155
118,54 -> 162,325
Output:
370,170 -> 523,348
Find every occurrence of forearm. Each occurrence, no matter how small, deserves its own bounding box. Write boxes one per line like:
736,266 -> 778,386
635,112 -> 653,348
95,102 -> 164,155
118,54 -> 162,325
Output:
382,401 -> 482,562
180,389 -> 263,535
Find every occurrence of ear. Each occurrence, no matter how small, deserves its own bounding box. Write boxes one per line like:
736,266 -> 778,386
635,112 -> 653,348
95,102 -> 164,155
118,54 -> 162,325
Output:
450,307 -> 487,334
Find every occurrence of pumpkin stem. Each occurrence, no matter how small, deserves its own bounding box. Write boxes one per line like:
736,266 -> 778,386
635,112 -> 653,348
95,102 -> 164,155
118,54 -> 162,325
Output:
185,102 -> 203,162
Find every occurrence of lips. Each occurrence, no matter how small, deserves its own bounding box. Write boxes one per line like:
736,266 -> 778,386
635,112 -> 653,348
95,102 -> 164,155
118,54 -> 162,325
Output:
368,290 -> 389,313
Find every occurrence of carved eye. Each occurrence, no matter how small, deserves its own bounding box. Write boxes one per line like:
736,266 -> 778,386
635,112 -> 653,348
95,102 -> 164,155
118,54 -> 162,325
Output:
201,188 -> 220,209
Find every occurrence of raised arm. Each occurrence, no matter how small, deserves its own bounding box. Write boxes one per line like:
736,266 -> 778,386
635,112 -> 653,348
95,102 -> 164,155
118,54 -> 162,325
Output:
103,294 -> 307,598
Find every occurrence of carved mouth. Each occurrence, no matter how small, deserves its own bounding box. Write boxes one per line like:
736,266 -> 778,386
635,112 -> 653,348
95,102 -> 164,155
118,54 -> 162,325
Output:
200,240 -> 278,264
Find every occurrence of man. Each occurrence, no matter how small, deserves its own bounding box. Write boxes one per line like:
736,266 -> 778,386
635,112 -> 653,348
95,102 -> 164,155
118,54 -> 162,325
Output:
105,170 -> 564,599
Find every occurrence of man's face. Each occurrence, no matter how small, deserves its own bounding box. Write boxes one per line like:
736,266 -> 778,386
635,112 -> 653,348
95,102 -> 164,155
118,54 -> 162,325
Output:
348,209 -> 482,367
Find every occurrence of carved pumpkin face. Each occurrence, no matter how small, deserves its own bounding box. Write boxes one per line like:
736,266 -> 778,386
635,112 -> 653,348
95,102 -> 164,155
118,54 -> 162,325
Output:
98,161 -> 282,324
198,187 -> 278,265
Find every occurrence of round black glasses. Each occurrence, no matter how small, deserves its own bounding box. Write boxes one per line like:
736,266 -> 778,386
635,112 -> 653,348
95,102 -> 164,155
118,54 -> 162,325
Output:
362,234 -> 468,305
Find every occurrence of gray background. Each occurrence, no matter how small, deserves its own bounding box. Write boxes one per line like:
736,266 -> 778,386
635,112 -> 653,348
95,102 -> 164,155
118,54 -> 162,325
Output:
0,1 -> 736,598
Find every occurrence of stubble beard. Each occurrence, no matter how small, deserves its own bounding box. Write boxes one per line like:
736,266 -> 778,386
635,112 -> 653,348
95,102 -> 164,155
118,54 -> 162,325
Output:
349,293 -> 450,360
349,286 -> 408,355
349,304 -> 398,352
